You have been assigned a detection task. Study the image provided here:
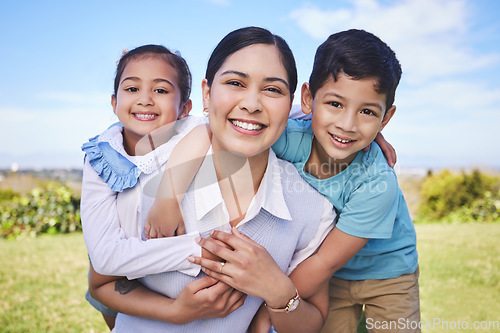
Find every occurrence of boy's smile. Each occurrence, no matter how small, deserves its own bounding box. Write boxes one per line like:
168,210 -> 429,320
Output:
303,73 -> 395,178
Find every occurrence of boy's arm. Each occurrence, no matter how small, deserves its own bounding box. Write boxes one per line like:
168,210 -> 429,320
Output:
81,160 -> 201,278
289,228 -> 368,298
145,125 -> 212,238
88,263 -> 246,324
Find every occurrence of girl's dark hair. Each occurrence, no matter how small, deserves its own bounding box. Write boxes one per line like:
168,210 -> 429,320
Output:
309,29 -> 402,111
113,44 -> 192,104
205,26 -> 297,100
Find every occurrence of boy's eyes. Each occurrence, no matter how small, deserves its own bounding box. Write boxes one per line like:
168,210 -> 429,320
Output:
361,109 -> 378,116
328,101 -> 342,108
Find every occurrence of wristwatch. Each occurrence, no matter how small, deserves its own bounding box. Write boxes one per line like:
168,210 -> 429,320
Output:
265,289 -> 301,313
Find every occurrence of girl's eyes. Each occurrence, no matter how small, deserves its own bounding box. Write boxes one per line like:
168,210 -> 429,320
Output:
124,87 -> 169,94
154,88 -> 169,94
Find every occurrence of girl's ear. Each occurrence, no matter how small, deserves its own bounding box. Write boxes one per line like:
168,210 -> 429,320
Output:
111,95 -> 117,115
178,99 -> 192,119
301,83 -> 313,114
379,105 -> 396,132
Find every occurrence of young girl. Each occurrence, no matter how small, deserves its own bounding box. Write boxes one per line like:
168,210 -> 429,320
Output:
88,26 -> 336,333
80,44 -> 211,328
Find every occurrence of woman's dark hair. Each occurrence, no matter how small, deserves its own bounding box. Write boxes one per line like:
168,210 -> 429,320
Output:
309,29 -> 402,111
113,44 -> 192,104
205,26 -> 297,100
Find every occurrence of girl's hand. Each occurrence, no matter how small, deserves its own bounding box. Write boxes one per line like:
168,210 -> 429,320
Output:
189,227 -> 296,309
144,197 -> 185,238
172,275 -> 247,324
371,132 -> 397,167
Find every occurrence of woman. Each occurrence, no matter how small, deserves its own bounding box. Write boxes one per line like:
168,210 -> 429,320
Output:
89,26 -> 335,332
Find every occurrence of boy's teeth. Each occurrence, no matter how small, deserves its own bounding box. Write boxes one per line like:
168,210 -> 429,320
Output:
231,120 -> 263,131
333,135 -> 353,143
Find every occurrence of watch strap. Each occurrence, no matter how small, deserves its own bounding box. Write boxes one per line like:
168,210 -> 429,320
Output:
265,289 -> 301,313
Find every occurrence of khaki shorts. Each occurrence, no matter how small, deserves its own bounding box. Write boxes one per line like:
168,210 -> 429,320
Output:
321,268 -> 420,333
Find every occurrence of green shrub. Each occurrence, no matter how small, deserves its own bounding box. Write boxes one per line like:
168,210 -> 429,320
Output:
416,169 -> 500,223
0,182 -> 81,239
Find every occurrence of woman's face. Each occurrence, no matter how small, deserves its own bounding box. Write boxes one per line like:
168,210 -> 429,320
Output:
202,44 -> 292,159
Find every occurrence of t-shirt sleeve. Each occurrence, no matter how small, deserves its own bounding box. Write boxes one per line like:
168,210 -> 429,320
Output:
335,171 -> 399,239
272,119 -> 312,163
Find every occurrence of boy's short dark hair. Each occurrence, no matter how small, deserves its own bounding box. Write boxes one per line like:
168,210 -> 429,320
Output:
309,29 -> 402,111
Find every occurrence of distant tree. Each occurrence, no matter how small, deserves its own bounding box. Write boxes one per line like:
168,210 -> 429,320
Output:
417,169 -> 500,222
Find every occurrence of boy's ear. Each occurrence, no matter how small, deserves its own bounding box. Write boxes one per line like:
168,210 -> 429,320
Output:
111,95 -> 117,115
301,83 -> 313,114
379,105 -> 396,132
178,99 -> 192,119
201,79 -> 210,110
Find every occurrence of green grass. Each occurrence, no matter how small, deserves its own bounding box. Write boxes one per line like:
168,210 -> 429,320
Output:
0,233 -> 107,332
1,224 -> 499,332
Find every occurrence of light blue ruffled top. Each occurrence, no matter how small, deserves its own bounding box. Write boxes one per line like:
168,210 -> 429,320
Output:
81,117 -> 207,192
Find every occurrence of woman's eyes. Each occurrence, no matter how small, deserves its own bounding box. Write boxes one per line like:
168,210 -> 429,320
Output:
226,80 -> 243,87
265,87 -> 284,95
125,87 -> 139,92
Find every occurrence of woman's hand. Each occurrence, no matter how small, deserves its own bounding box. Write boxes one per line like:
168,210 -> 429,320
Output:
189,227 -> 296,309
172,275 -> 247,324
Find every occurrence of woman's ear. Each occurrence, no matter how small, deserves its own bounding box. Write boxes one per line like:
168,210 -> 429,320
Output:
301,83 -> 313,114
201,79 -> 210,110
380,105 -> 396,132
111,95 -> 117,115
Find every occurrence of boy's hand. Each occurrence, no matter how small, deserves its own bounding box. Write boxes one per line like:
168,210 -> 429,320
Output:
145,197 -> 185,238
248,303 -> 272,333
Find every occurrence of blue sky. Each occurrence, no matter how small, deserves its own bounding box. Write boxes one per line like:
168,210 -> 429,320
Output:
1,0 -> 499,170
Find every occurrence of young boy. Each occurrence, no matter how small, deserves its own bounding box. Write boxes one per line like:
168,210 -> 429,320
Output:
272,29 -> 420,332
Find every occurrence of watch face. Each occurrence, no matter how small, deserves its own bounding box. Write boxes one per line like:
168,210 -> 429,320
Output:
288,298 -> 300,312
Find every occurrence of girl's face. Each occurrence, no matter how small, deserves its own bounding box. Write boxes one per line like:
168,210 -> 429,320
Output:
203,44 -> 292,159
112,57 -> 191,153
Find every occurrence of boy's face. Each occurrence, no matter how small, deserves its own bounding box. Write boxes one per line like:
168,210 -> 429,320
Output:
303,73 -> 395,166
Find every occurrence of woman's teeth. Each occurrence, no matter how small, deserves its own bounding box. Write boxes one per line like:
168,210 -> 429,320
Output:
231,120 -> 263,131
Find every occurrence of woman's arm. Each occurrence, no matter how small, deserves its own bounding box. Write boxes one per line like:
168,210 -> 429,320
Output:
190,228 -> 329,332
88,263 -> 246,324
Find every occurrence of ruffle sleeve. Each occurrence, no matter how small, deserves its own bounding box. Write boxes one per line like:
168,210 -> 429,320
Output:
82,135 -> 141,192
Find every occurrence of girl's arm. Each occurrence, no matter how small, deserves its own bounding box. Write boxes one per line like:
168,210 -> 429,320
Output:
290,228 -> 368,299
81,161 -> 201,278
145,124 -> 212,238
88,263 -> 246,324
190,228 -> 329,333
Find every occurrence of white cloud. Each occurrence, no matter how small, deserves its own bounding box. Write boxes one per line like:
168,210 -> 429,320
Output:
288,0 -> 500,84
36,92 -> 110,105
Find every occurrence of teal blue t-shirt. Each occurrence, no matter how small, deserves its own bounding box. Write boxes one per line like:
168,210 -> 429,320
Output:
272,119 -> 418,280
